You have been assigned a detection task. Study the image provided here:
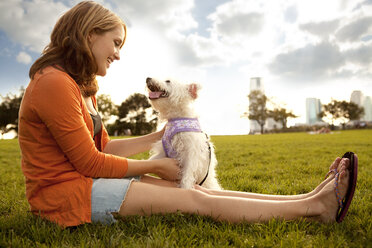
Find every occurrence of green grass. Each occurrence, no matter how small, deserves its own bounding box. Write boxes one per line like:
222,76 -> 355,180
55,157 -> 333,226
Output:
1,130 -> 371,247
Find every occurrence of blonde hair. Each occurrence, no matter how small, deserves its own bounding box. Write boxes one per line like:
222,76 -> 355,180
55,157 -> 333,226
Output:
29,1 -> 127,97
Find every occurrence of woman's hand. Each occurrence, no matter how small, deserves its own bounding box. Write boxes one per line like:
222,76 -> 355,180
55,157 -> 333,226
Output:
158,125 -> 166,136
153,158 -> 180,181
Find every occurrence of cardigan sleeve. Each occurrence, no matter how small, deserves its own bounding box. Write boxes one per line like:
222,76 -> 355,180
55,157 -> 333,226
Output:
31,71 -> 128,178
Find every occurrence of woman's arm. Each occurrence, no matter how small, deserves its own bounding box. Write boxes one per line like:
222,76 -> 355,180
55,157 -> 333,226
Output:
103,128 -> 165,157
125,157 -> 180,181
103,127 -> 180,180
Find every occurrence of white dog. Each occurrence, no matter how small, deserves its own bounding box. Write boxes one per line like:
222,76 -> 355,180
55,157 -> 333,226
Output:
146,77 -> 222,190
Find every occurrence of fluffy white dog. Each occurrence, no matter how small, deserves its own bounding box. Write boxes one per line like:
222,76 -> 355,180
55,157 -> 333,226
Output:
146,77 -> 222,190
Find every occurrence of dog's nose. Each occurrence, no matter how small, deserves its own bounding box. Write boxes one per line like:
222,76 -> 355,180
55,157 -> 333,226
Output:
146,77 -> 152,85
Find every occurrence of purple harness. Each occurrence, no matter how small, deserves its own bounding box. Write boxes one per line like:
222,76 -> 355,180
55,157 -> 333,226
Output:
162,117 -> 211,186
162,118 -> 202,158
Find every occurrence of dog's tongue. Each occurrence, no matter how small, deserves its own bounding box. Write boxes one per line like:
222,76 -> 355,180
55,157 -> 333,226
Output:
149,91 -> 163,99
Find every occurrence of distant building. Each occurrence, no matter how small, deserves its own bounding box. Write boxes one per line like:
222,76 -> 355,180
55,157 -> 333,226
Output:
306,98 -> 322,125
350,91 -> 363,106
364,96 -> 372,121
250,77 -> 264,92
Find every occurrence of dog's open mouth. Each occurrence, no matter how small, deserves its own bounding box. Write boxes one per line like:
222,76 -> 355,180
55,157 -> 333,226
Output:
147,82 -> 169,100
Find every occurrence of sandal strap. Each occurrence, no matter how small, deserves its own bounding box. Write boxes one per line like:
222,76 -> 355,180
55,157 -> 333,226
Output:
334,172 -> 344,209
324,169 -> 337,180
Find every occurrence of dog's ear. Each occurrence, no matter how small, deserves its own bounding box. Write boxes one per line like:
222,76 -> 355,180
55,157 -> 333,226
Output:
188,83 -> 201,99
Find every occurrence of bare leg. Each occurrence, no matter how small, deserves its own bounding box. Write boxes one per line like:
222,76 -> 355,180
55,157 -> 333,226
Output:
119,181 -> 317,223
194,157 -> 344,201
140,158 -> 345,201
118,163 -> 349,223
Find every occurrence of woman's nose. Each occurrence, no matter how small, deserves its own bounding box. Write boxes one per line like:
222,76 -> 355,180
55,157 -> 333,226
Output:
114,49 -> 120,60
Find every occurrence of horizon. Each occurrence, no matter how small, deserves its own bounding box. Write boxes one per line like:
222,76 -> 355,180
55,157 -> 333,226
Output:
1,0 -> 371,135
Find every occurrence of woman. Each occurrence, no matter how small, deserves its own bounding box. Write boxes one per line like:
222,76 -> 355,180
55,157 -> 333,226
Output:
18,1 -> 356,227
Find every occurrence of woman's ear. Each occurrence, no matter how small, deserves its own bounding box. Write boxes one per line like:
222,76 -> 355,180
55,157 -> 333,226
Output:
87,31 -> 96,44
188,83 -> 201,99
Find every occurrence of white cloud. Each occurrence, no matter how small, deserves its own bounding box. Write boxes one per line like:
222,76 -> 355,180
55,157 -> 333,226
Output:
211,11 -> 265,37
352,0 -> 372,11
269,42 -> 345,81
345,42 -> 372,66
112,0 -> 197,36
336,16 -> 372,42
208,0 -> 269,43
16,51 -> 32,64
295,0 -> 349,23
300,19 -> 341,39
0,0 -> 68,53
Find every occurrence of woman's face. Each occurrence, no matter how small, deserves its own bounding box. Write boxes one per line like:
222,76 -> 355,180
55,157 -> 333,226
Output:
88,25 -> 125,77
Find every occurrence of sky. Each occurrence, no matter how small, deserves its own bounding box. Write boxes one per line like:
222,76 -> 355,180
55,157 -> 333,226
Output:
0,0 -> 371,135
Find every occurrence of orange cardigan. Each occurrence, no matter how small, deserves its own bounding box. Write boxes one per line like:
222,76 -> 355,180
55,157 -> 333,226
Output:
18,66 -> 128,227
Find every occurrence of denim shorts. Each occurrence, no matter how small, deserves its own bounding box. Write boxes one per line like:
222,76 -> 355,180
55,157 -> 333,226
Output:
91,176 -> 140,225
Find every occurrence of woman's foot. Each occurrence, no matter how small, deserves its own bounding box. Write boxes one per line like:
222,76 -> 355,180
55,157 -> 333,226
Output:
305,157 -> 342,197
326,157 -> 342,178
316,160 -> 350,222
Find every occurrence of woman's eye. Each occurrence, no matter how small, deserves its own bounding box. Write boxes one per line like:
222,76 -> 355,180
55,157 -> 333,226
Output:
115,41 -> 121,46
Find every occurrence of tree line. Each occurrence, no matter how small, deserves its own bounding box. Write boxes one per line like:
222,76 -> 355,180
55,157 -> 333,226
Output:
245,90 -> 365,134
0,88 -> 366,138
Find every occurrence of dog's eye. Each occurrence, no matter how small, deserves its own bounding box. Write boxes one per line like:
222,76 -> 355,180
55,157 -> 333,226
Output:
165,80 -> 171,84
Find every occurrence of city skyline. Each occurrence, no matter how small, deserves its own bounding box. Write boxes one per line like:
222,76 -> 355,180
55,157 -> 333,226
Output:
304,89 -> 372,126
0,0 -> 371,135
248,79 -> 371,131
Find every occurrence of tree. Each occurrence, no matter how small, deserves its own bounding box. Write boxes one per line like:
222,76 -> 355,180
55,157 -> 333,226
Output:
341,101 -> 364,121
339,101 -> 364,129
319,100 -> 364,129
109,93 -> 157,136
0,87 -> 25,138
96,94 -> 118,125
245,90 -> 270,134
269,107 -> 298,129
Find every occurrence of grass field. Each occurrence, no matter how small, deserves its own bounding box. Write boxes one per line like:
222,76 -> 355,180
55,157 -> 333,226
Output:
0,130 -> 371,247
